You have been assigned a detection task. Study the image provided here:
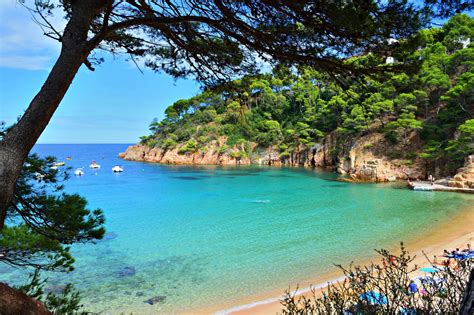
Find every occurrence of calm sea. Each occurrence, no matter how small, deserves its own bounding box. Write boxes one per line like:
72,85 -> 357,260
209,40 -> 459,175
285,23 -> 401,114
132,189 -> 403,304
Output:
2,144 -> 473,313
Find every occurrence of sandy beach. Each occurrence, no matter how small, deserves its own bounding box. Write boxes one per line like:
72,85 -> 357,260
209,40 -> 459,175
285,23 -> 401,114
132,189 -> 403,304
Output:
210,205 -> 474,315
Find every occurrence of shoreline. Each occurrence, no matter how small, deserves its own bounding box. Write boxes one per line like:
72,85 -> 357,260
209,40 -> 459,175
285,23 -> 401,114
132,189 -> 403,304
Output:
207,205 -> 474,315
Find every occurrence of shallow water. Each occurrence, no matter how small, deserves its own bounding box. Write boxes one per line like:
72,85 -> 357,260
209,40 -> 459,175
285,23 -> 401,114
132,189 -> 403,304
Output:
2,144 -> 473,314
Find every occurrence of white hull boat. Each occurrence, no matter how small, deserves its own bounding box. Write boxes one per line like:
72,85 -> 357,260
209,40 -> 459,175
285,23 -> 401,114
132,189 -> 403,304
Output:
74,168 -> 84,176
112,166 -> 123,173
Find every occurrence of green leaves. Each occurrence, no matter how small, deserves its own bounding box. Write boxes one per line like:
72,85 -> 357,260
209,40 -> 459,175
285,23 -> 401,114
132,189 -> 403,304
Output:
445,119 -> 474,159
136,14 -> 472,170
2,154 -> 105,272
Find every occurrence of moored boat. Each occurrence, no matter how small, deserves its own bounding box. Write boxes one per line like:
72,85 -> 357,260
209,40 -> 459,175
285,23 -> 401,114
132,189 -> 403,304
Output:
74,168 -> 84,176
89,160 -> 101,169
112,166 -> 123,173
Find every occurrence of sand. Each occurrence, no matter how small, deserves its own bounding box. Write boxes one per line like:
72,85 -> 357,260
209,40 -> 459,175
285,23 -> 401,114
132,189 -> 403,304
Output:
211,205 -> 474,315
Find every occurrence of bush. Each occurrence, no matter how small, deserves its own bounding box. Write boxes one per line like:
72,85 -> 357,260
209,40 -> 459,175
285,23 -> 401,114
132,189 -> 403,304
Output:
281,243 -> 472,314
178,140 -> 198,154
217,145 -> 228,155
160,138 -> 177,150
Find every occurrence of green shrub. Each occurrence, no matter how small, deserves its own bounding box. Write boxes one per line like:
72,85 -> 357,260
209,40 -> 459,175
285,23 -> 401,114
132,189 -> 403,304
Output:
178,140 -> 198,154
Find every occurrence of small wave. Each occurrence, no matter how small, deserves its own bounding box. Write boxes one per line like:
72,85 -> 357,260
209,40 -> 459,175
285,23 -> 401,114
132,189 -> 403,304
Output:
250,199 -> 271,203
214,276 -> 346,315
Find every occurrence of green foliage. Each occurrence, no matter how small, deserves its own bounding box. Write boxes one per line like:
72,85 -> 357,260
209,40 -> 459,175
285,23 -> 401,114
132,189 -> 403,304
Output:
445,119 -> 474,160
1,154 -> 105,272
139,15 -> 473,170
178,140 -> 198,154
162,139 -> 177,150
217,145 -> 228,155
386,113 -> 423,144
0,153 -> 105,313
281,244 -> 472,314
17,270 -> 85,314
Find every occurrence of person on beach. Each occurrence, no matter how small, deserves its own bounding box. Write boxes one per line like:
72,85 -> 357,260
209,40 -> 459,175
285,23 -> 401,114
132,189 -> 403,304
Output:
429,174 -> 435,185
408,280 -> 418,295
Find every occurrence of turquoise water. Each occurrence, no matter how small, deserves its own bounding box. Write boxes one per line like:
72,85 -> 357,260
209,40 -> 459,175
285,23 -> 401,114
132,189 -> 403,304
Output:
2,144 -> 473,314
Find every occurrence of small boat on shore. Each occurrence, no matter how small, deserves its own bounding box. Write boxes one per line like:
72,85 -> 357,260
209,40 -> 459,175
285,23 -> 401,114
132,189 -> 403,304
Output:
112,166 -> 123,173
74,168 -> 84,176
89,161 -> 101,169
53,162 -> 65,167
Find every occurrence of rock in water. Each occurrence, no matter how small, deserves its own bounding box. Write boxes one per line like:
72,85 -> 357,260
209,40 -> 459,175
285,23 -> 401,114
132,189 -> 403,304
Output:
101,232 -> 118,241
114,266 -> 136,278
144,295 -> 166,305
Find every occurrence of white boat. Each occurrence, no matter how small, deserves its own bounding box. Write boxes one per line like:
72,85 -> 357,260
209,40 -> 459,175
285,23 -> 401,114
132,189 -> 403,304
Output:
50,166 -> 58,170
89,161 -> 101,169
74,168 -> 84,176
112,166 -> 123,173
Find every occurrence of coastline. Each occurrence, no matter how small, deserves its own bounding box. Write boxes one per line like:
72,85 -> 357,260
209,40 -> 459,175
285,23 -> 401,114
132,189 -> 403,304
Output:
208,205 -> 474,315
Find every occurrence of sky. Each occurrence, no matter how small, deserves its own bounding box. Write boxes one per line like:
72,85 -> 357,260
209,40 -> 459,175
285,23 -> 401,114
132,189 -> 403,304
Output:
0,2 -> 471,144
0,1 -> 200,144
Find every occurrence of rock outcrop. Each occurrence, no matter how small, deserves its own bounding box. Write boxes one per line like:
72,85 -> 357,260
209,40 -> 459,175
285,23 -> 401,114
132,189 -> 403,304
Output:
0,282 -> 51,315
119,137 -> 253,166
448,155 -> 474,189
120,132 -> 427,182
326,133 -> 424,182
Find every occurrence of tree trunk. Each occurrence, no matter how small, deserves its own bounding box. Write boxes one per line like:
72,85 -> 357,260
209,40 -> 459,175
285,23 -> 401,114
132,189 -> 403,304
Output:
0,1 -> 105,229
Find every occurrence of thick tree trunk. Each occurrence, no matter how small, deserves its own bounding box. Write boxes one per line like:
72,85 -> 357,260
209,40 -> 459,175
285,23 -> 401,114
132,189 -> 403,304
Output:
0,1 -> 106,229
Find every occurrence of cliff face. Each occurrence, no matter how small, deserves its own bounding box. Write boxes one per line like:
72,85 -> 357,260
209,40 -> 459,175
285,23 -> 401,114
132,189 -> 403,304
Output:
120,132 -> 427,182
448,155 -> 474,189
120,137 -> 255,166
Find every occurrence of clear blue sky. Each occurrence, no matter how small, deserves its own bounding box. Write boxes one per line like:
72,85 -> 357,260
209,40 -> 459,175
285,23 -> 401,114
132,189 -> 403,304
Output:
0,1 -> 200,144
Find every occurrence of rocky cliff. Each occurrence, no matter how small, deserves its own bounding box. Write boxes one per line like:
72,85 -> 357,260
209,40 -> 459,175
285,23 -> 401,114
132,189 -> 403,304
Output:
120,131 -> 428,182
0,283 -> 51,315
448,155 -> 474,189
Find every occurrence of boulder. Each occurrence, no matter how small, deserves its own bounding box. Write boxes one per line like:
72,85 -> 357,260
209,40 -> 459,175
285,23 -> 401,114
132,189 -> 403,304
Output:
449,155 -> 474,189
0,282 -> 51,315
114,266 -> 136,278
144,295 -> 166,305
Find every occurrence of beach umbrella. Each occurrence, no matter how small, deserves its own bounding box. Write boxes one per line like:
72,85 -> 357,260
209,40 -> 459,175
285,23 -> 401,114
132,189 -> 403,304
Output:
359,291 -> 388,305
419,267 -> 439,273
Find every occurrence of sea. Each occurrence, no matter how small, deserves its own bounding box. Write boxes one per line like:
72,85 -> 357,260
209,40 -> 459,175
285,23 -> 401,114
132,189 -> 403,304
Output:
1,144 -> 473,314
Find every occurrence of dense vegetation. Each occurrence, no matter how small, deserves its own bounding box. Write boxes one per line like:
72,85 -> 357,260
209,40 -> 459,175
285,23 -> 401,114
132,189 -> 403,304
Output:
141,14 -> 474,174
281,244 -> 473,314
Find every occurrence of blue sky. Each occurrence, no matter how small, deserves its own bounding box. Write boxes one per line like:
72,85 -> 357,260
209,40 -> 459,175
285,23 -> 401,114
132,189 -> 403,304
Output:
0,1 -> 200,144
0,2 -> 471,143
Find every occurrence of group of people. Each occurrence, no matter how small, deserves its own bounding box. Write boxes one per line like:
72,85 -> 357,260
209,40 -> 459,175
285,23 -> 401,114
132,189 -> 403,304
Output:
408,244 -> 473,295
442,245 -> 473,260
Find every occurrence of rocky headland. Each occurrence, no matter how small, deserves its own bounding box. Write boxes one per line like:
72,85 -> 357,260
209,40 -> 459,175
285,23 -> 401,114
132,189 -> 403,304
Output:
119,131 -> 431,183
